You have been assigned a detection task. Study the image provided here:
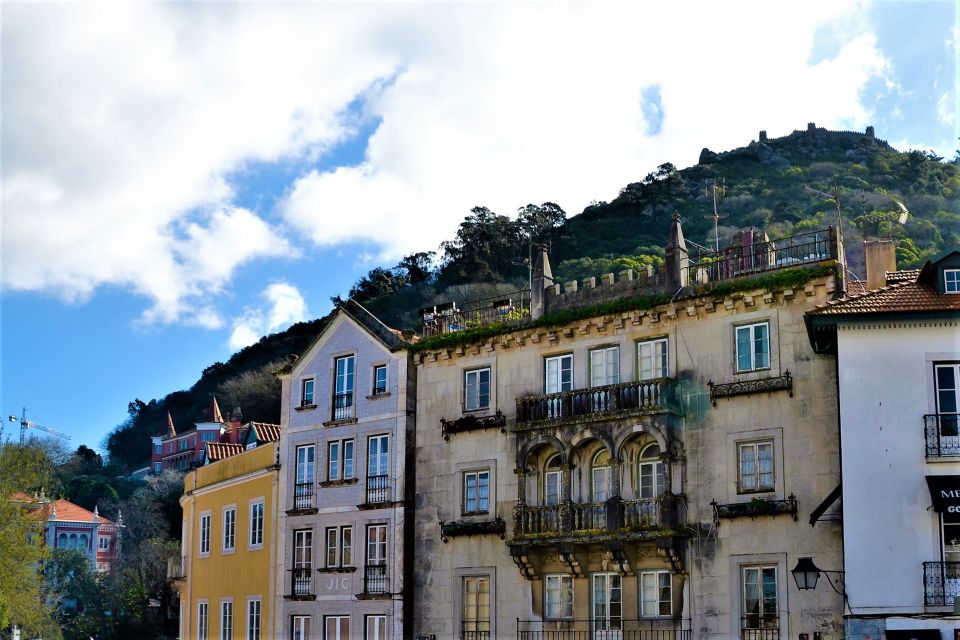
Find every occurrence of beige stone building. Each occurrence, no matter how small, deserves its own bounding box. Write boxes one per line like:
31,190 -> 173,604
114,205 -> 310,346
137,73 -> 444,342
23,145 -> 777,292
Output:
411,219 -> 844,639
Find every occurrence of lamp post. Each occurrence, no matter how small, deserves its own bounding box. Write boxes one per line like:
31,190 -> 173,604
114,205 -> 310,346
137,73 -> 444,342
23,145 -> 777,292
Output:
791,557 -> 845,596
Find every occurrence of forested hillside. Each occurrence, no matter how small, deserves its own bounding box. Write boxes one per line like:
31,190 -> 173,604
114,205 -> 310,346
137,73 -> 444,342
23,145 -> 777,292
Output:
106,124 -> 960,470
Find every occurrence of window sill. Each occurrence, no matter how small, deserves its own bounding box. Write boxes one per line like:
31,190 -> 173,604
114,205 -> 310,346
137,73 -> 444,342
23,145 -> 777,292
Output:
247,544 -> 264,552
294,404 -> 317,413
317,566 -> 357,573
462,407 -> 492,414
737,488 -> 776,496
323,417 -> 358,427
366,392 -> 391,401
285,508 -> 318,516
319,478 -> 359,488
221,548 -> 236,555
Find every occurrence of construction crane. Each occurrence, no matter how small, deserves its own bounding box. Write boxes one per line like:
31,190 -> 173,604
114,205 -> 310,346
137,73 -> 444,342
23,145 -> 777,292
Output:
8,408 -> 71,444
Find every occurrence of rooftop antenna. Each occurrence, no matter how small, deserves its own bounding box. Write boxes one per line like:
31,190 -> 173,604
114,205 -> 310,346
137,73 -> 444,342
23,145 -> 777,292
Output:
803,182 -> 847,294
703,179 -> 727,251
8,408 -> 71,444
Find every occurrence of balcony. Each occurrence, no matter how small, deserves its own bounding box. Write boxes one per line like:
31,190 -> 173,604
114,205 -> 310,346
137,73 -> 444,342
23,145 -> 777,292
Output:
332,393 -> 354,421
741,617 -> 779,640
363,563 -> 389,595
420,290 -> 531,337
516,379 -> 670,429
286,568 -> 314,600
166,555 -> 185,581
517,619 -> 691,639
925,414 -> 960,458
289,482 -> 315,513
923,561 -> 960,606
514,496 -> 672,541
363,475 -> 391,506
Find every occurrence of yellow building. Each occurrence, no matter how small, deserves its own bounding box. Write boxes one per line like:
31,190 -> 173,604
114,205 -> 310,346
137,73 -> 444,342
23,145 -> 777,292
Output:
178,439 -> 280,640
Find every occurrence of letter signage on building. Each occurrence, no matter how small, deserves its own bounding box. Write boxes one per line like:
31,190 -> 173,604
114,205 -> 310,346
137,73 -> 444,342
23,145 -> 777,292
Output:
925,475 -> 960,512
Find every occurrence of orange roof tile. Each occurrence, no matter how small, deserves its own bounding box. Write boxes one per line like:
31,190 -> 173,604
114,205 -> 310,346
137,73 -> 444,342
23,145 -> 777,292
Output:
808,280 -> 960,316
248,422 -> 281,443
49,499 -> 114,525
206,442 -> 244,461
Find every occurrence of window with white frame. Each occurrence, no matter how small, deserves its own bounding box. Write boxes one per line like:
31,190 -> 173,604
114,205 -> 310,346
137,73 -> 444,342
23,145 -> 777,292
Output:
592,449 -> 611,503
741,566 -> 778,635
592,573 -> 622,633
292,529 -> 312,597
301,378 -> 315,406
462,576 -> 491,638
199,513 -> 211,556
294,444 -> 315,509
327,439 -> 355,481
220,600 -> 233,640
544,455 -> 562,506
936,363 -> 960,437
154,443 -> 162,455
640,570 -> 671,617
735,322 -> 770,372
946,268 -> 960,293
545,354 -> 573,418
373,365 -> 388,395
463,469 -> 490,515
545,574 -> 573,619
366,615 -> 388,640
246,599 -> 261,640
291,616 -> 310,640
366,524 -> 387,566
638,444 -> 665,499
738,441 -> 774,493
99,536 -> 109,550
249,500 -> 264,548
325,526 -> 352,567
325,615 -> 350,640
590,346 -> 620,386
153,462 -> 161,474
637,338 -> 668,380
368,434 -> 389,477
464,368 -> 491,411
334,355 -> 355,419
197,601 -> 209,640
222,507 -> 236,552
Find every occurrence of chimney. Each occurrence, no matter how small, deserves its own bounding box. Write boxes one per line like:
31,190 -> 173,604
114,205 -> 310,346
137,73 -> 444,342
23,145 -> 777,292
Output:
530,244 -> 553,320
665,212 -> 689,292
229,408 -> 242,445
864,240 -> 897,290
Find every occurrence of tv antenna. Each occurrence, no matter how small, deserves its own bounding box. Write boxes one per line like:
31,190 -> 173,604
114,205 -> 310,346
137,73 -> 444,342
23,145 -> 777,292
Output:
8,408 -> 71,444
703,179 -> 727,251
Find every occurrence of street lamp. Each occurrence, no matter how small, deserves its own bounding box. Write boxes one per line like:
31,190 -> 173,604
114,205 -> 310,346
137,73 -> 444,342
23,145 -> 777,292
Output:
791,557 -> 845,596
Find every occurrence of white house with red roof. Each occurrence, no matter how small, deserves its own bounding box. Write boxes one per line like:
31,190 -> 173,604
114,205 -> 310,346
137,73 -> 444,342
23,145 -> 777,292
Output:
44,498 -> 122,572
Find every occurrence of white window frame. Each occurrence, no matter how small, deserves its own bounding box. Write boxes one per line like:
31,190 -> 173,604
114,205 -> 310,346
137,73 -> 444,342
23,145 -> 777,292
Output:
301,378 -> 315,406
334,355 -> 356,417
741,565 -> 778,634
544,456 -> 562,506
219,599 -> 234,640
366,524 -> 387,566
325,525 -> 352,568
222,506 -> 236,553
327,439 -> 355,481
945,268 -> 960,293
99,536 -> 109,550
591,572 -> 622,632
291,616 -> 311,640
248,499 -> 264,549
464,367 -> 491,411
640,570 -> 672,617
293,528 -> 313,570
545,574 -> 574,620
324,615 -> 350,640
545,354 -> 573,394
367,434 -> 389,477
462,576 -> 491,637
463,469 -> 490,515
738,440 -> 775,493
365,614 -> 388,640
638,444 -> 665,499
373,365 -> 388,395
246,598 -> 261,640
197,600 -> 209,640
295,444 -> 315,484
637,337 -> 669,380
199,511 -> 211,557
735,321 -> 770,372
589,346 -> 620,387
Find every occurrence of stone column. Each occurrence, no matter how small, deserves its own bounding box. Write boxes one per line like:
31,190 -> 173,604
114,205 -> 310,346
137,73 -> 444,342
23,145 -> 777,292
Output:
558,463 -> 573,532
513,467 -> 527,534
606,457 -> 624,531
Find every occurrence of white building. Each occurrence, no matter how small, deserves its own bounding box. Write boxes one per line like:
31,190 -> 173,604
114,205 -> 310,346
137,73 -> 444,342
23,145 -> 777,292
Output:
806,245 -> 960,639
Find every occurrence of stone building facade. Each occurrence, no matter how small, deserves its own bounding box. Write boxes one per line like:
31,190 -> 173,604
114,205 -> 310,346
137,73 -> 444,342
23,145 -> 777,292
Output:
274,300 -> 415,640
412,219 -> 845,639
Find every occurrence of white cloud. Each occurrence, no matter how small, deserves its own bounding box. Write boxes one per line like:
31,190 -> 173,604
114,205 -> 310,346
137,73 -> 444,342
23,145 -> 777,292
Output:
938,91 -> 956,127
3,1 -> 895,320
229,282 -> 309,351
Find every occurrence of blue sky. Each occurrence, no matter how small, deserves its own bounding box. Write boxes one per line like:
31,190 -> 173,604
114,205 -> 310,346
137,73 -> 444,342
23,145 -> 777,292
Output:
1,1 -> 957,455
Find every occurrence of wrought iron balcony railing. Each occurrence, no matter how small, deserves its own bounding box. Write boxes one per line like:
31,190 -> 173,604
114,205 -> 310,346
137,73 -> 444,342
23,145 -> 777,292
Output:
517,618 -> 691,640
365,475 -> 391,505
332,392 -> 354,421
925,414 -> 960,458
420,290 -> 531,337
515,497 -> 664,536
461,628 -> 491,640
740,617 -> 779,640
292,482 -> 315,511
516,379 -> 669,428
291,568 -> 313,597
923,561 -> 960,606
363,562 -> 389,594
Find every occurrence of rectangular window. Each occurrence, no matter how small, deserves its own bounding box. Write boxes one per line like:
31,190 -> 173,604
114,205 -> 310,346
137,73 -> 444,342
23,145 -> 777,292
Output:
220,601 -> 233,640
545,574 -> 573,619
366,615 -> 388,640
738,441 -> 775,493
736,322 -> 770,372
296,445 -> 315,483
638,455 -> 666,499
936,363 -> 960,437
325,526 -> 352,567
99,536 -> 109,550
334,356 -> 355,419
325,615 -> 350,640
153,462 -> 161,474
293,529 -> 313,596
154,443 -> 162,455
462,576 -> 490,637
742,566 -> 778,634
368,434 -> 389,477
197,601 -> 209,640
946,268 -> 960,293
464,368 -> 491,411
301,378 -> 315,406
590,346 -> 620,387
249,500 -> 264,548
222,507 -> 236,552
373,365 -> 388,395
367,524 -> 387,565
327,439 -> 355,481
291,616 -> 311,640
199,513 -> 211,556
592,573 -> 622,633
640,570 -> 672,617
463,470 -> 490,515
637,338 -> 669,380
246,599 -> 261,640
545,354 -> 573,419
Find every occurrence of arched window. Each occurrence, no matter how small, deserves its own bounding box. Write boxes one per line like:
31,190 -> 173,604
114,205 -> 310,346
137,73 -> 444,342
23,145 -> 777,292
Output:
591,449 -> 611,503
58,533 -> 67,548
638,444 -> 665,499
69,533 -> 78,549
79,534 -> 88,550
544,455 -> 562,506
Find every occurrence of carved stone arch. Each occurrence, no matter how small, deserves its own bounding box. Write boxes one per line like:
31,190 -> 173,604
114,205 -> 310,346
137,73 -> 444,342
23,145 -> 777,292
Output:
569,428 -> 616,460
613,421 -> 669,460
517,435 -> 566,469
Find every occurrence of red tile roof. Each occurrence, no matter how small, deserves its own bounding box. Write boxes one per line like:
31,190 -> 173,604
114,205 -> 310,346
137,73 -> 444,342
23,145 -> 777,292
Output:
49,499 -> 115,525
205,442 -> 244,461
808,280 -> 960,316
248,422 -> 281,443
